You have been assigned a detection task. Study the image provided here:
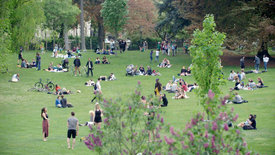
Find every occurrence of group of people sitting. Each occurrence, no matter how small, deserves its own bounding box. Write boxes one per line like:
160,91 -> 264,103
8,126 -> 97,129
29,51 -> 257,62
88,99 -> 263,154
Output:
52,49 -> 81,59
20,59 -> 36,68
45,62 -> 66,72
228,70 -> 246,82
95,56 -> 110,64
164,80 -> 198,94
84,73 -> 116,86
233,77 -> 265,90
55,95 -> 73,108
178,66 -> 192,76
95,48 -> 116,55
126,65 -> 161,76
158,58 -> 172,68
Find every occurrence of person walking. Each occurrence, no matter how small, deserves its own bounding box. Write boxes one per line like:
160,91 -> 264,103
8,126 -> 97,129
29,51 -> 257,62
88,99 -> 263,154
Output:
41,107 -> 49,141
150,50 -> 153,63
86,58 -> 93,77
91,78 -> 102,103
254,55 -> 260,72
36,53 -> 41,71
240,56 -> 245,70
263,55 -> 269,72
155,50 -> 159,63
67,112 -> 79,150
73,56 -> 81,76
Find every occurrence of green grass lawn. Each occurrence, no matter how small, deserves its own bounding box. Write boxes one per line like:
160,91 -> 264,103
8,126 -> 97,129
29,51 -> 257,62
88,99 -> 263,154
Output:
0,50 -> 274,154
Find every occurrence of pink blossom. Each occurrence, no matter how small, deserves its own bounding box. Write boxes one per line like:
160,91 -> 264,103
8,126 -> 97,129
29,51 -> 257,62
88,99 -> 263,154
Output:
243,142 -> 247,147
161,117 -> 164,123
204,131 -> 208,138
212,121 -> 218,131
129,106 -> 132,110
231,107 -> 234,112
245,152 -> 251,155
164,136 -> 175,145
224,123 -> 229,131
203,143 -> 209,148
205,123 -> 209,129
189,131 -> 194,141
208,90 -> 215,99
233,114 -> 239,122
138,81 -> 141,85
157,114 -> 160,120
191,118 -> 197,125
236,129 -> 240,135
236,149 -> 240,155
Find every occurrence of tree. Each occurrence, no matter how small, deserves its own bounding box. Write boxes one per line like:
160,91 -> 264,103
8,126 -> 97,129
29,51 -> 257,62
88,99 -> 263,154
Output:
174,0 -> 275,56
73,0 -> 86,51
44,0 -> 80,50
101,0 -> 128,39
84,0 -> 105,49
189,15 -> 226,116
155,0 -> 190,40
125,0 -> 157,40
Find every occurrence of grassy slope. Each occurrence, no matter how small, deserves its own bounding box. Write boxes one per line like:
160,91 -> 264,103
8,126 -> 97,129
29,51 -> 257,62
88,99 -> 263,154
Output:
0,50 -> 274,154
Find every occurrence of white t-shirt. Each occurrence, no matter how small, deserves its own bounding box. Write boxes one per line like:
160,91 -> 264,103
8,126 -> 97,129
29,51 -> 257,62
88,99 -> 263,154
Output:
96,81 -> 101,91
263,57 -> 269,63
11,74 -> 19,82
156,50 -> 159,56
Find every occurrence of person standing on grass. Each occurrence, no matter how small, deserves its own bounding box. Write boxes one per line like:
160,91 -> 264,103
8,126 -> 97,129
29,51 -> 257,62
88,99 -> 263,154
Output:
254,55 -> 260,72
155,50 -> 159,63
263,55 -> 269,71
240,56 -> 245,70
73,56 -> 81,76
150,50 -> 153,63
86,58 -> 93,77
94,103 -> 103,128
67,112 -> 79,150
41,107 -> 49,141
91,78 -> 102,103
18,49 -> 23,65
36,53 -> 41,71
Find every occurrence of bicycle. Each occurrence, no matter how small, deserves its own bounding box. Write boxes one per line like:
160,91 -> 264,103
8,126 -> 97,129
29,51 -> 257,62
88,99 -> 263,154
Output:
34,78 -> 55,91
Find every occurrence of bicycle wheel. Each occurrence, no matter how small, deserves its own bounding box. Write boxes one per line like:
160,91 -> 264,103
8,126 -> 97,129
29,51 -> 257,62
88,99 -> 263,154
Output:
35,82 -> 43,89
47,83 -> 55,91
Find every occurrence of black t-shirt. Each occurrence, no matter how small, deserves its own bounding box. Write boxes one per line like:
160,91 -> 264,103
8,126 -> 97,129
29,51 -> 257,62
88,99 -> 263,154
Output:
251,119 -> 256,129
181,69 -> 187,73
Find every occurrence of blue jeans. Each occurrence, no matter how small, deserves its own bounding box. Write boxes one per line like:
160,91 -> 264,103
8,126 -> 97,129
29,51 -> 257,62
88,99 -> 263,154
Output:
255,63 -> 259,71
264,62 -> 267,71
150,56 -> 153,62
155,56 -> 159,62
37,61 -> 41,70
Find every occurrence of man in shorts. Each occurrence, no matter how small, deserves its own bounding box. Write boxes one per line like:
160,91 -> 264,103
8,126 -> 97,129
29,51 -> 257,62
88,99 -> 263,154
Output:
67,112 -> 79,149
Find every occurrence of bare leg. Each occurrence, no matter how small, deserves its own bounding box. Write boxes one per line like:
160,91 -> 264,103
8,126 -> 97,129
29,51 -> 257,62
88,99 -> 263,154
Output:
78,68 -> 81,74
74,67 -> 77,76
67,138 -> 70,149
43,132 -> 46,141
72,138 -> 76,149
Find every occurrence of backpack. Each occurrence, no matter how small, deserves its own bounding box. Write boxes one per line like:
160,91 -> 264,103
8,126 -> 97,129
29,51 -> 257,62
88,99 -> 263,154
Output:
94,84 -> 97,90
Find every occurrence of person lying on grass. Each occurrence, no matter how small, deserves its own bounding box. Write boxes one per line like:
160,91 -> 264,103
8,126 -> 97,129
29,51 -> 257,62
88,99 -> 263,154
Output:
85,79 -> 95,86
238,114 -> 256,130
20,59 -> 33,68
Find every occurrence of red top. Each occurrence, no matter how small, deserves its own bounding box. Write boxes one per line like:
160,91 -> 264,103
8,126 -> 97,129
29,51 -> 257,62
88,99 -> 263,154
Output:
182,85 -> 188,92
56,86 -> 61,92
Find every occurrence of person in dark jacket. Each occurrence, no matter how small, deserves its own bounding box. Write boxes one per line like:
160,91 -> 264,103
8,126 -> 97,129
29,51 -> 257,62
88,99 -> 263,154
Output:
73,56 -> 81,76
86,58 -> 93,77
161,94 -> 168,107
61,95 -> 67,108
254,55 -> 260,72
240,56 -> 245,69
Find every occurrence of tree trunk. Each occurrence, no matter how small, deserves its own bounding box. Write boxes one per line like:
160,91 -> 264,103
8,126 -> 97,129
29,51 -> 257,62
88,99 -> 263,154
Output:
64,25 -> 69,50
257,40 -> 271,58
80,0 -> 86,51
45,31 -> 47,51
90,22 -> 93,50
98,20 -> 105,49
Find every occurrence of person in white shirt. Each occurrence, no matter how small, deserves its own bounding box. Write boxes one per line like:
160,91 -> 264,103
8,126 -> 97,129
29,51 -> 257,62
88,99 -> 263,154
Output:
228,70 -> 237,81
263,55 -> 269,71
11,73 -> 20,82
155,50 -> 160,62
91,78 -> 102,103
240,70 -> 246,81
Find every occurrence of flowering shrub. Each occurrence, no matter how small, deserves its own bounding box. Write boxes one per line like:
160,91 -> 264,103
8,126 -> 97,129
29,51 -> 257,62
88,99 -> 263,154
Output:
162,90 -> 257,154
84,82 -> 164,154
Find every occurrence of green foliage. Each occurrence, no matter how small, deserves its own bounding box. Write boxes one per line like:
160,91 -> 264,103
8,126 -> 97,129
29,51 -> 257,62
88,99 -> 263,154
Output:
84,83 -> 164,154
10,0 -> 45,51
101,0 -> 128,38
189,15 -> 226,114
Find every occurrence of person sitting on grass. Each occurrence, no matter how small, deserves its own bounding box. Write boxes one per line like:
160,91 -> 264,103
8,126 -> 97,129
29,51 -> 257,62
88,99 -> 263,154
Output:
55,84 -> 61,94
31,59 -> 36,67
234,77 -> 241,90
232,92 -> 248,104
139,65 -> 145,75
61,95 -> 73,108
164,81 -> 172,91
102,56 -> 110,64
238,114 -> 256,130
246,79 -> 257,90
161,94 -> 168,107
95,57 -> 100,64
146,66 -> 152,76
11,73 -> 20,82
79,110 -> 95,126
228,70 -> 237,81
152,70 -> 161,76
188,83 -> 198,92
256,77 -> 264,88
55,96 -> 62,108
186,67 -> 191,76
108,73 -> 116,81
159,58 -> 171,68
179,66 -> 187,76
239,69 -> 246,81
